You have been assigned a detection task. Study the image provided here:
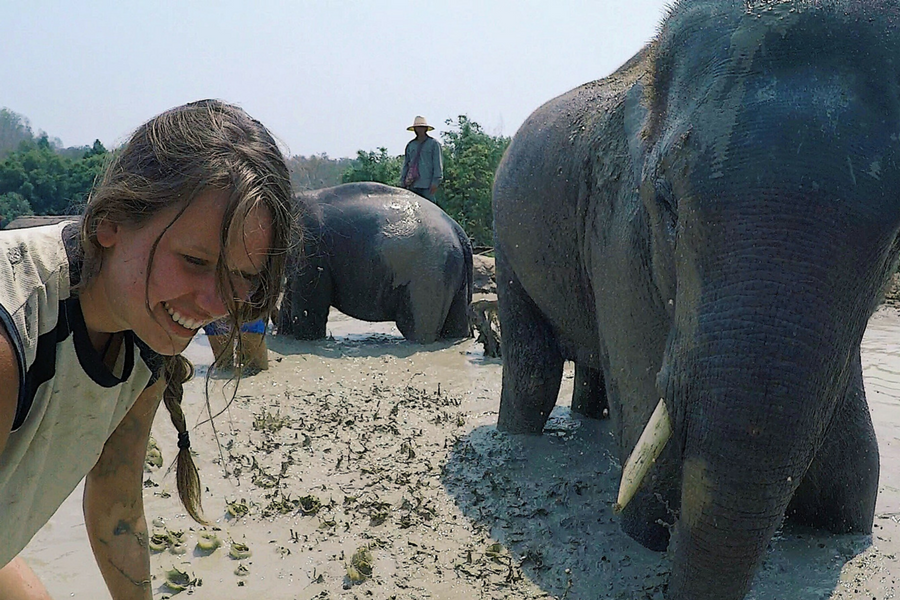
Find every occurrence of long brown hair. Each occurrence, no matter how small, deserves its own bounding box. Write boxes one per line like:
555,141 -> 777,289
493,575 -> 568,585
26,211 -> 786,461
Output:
79,99 -> 294,521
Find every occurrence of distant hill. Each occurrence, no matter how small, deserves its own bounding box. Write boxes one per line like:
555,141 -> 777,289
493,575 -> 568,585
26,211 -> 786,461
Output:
0,107 -> 100,159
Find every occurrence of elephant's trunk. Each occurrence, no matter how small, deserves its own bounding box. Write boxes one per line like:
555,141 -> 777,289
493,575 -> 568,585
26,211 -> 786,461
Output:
659,253 -> 876,599
667,459 -> 783,599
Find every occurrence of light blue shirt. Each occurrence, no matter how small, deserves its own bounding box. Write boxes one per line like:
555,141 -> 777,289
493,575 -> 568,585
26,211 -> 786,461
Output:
400,136 -> 443,189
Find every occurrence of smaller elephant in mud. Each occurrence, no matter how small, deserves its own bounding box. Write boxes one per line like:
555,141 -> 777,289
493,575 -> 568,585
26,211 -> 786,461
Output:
278,182 -> 473,343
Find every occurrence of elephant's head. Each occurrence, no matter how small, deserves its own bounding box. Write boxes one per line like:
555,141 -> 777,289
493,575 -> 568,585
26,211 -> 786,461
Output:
621,1 -> 900,597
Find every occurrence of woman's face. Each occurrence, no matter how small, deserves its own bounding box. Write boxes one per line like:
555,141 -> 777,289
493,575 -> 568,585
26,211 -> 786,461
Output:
93,189 -> 274,355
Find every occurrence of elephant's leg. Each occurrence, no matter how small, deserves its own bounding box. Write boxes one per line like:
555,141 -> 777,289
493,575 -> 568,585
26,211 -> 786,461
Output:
291,267 -> 332,340
399,281 -> 449,344
786,350 -> 879,533
571,362 -> 608,419
496,249 -> 564,434
394,291 -> 420,342
276,287 -> 294,336
393,288 -> 430,343
207,334 -> 234,371
440,278 -> 471,339
237,332 -> 269,374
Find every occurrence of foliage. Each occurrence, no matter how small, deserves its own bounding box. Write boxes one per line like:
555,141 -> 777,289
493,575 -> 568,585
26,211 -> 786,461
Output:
0,192 -> 33,226
0,108 -> 34,160
340,116 -> 509,248
1,107 -> 509,249
0,136 -> 108,217
436,116 -> 510,248
341,147 -> 404,186
288,153 -> 353,192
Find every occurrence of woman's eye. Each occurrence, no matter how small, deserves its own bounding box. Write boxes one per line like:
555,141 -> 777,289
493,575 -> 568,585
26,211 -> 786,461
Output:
183,255 -> 209,267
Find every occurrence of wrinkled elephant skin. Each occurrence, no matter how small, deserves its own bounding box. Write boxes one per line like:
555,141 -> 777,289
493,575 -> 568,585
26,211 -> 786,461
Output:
280,182 -> 473,344
493,1 -> 899,598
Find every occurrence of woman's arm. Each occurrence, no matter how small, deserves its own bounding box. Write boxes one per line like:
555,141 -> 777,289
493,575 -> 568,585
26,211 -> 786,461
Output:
83,376 -> 165,600
0,323 -> 54,598
0,322 -> 20,456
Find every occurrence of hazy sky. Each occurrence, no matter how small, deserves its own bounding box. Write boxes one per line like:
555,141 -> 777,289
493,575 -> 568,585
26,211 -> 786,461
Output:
2,1 -> 671,158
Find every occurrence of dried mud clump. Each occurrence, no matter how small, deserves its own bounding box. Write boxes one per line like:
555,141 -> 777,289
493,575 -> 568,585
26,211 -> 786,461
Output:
470,298 -> 501,358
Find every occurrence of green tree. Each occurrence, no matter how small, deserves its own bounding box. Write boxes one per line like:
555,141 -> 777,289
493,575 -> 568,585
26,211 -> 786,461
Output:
288,153 -> 352,191
0,192 -> 33,227
436,115 -> 510,248
0,108 -> 34,159
341,147 -> 403,186
67,140 -> 110,208
0,136 -> 108,216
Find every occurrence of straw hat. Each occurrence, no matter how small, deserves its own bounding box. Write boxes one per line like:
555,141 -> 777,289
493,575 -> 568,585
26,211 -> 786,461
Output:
407,116 -> 434,131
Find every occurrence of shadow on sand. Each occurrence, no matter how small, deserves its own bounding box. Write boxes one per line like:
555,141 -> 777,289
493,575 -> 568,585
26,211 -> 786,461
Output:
440,406 -> 871,599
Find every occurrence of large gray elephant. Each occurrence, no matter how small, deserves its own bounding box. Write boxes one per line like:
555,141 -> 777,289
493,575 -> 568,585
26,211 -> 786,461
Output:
493,1 -> 898,598
278,182 -> 473,343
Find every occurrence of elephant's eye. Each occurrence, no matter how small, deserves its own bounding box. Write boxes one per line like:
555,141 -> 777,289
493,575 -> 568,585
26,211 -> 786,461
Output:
655,178 -> 678,238
655,178 -> 676,211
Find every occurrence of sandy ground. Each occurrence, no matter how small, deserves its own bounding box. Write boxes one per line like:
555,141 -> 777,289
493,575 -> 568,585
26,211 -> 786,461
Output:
18,306 -> 900,599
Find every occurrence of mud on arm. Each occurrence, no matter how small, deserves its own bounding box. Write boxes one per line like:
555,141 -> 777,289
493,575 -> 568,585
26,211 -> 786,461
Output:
83,377 -> 165,600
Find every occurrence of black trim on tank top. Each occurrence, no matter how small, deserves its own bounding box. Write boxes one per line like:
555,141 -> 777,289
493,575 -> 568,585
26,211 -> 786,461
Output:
135,337 -> 164,387
61,221 -> 82,287
11,221 -> 162,431
3,302 -> 28,431
68,297 -> 135,387
13,301 -> 69,430
13,297 -> 136,430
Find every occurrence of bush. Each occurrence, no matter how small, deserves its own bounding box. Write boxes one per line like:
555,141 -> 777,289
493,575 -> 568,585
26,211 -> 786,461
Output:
0,192 -> 33,227
341,147 -> 403,186
341,116 -> 510,248
436,116 -> 509,248
0,136 -> 108,216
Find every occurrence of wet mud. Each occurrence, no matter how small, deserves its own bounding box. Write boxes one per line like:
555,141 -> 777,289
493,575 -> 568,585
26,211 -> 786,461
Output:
19,307 -> 900,599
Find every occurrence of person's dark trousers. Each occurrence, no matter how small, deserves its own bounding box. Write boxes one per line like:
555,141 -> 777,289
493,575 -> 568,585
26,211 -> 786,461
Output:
410,187 -> 435,202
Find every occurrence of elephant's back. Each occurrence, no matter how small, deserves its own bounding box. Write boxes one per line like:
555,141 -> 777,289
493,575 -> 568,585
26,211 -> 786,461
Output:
493,49 -> 649,351
331,188 -> 466,284
315,183 -> 462,249
314,184 -> 468,315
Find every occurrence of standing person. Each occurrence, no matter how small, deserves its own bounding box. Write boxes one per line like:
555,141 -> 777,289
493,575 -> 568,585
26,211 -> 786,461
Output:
400,116 -> 443,201
0,99 -> 293,599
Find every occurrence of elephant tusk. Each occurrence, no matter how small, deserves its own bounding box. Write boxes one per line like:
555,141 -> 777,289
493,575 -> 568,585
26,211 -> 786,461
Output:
614,398 -> 673,514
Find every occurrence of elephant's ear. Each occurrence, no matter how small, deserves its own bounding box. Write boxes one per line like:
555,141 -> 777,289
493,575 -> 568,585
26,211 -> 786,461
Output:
623,81 -> 651,186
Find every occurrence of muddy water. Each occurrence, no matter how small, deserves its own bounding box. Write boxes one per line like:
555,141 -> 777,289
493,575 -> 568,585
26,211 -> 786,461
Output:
18,307 -> 900,599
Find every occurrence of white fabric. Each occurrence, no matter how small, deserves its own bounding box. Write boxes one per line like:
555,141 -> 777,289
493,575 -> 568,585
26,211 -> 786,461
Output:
0,222 -> 155,567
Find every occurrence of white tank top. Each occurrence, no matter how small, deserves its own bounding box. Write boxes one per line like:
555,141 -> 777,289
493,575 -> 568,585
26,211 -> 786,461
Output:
0,222 -> 161,566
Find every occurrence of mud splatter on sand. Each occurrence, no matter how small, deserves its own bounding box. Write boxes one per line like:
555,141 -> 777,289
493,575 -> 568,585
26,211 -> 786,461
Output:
19,307 -> 900,599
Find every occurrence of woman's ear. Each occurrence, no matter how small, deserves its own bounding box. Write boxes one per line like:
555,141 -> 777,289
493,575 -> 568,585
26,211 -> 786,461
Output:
95,219 -> 120,249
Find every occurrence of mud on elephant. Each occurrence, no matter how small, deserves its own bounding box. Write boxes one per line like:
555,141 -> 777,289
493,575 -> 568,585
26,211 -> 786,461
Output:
493,1 -> 900,598
278,182 -> 473,344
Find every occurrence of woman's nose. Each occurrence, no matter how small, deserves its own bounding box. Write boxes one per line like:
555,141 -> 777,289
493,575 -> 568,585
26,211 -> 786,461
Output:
228,272 -> 255,303
197,275 -> 229,320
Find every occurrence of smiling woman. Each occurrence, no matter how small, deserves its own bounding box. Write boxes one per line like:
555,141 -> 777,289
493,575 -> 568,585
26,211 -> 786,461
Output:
82,188 -> 274,356
0,99 -> 293,599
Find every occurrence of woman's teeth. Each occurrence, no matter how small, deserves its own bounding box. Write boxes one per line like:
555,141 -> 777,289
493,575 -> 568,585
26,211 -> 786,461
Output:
164,302 -> 202,330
